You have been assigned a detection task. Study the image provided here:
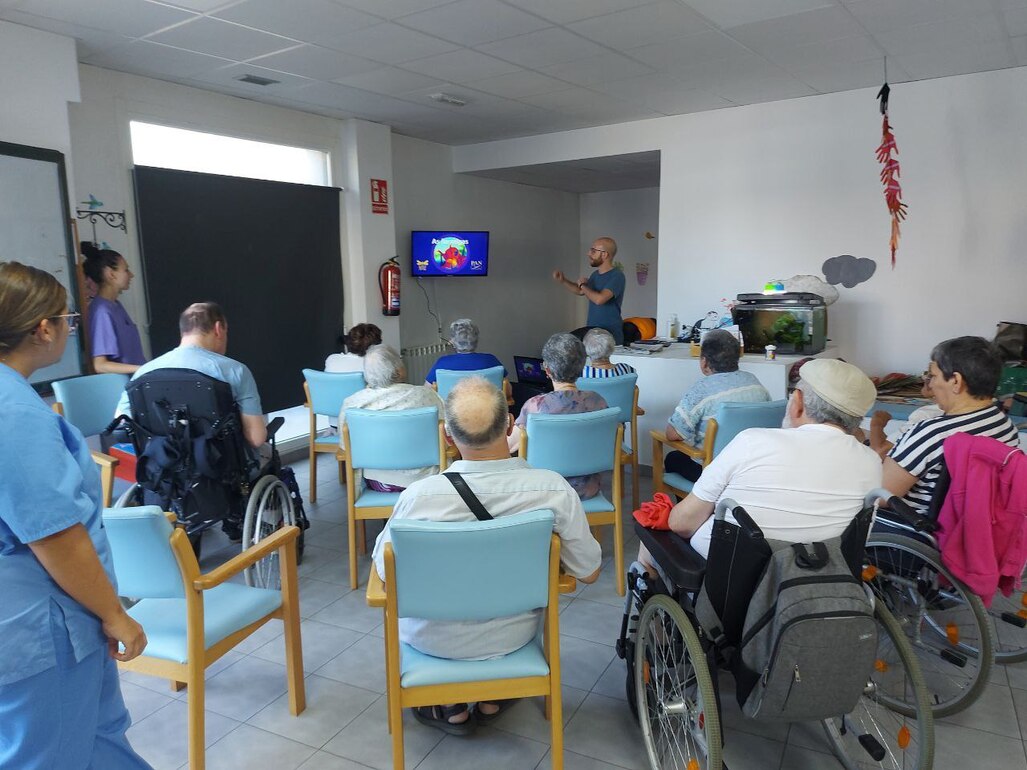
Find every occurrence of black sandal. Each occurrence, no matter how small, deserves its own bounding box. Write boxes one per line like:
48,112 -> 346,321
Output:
475,699 -> 516,725
412,703 -> 475,736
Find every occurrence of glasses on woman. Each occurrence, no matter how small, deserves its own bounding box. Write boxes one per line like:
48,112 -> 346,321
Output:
50,313 -> 81,331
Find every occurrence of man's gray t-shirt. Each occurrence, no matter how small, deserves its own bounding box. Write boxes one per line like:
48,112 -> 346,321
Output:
585,268 -> 626,344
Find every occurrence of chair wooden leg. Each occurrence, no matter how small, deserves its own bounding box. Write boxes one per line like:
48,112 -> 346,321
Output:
614,519 -> 625,597
348,508 -> 359,590
549,684 -> 564,770
309,441 -> 318,504
281,544 -> 306,716
187,663 -> 205,770
630,454 -> 640,512
651,436 -> 665,497
337,458 -> 345,484
357,520 -> 367,555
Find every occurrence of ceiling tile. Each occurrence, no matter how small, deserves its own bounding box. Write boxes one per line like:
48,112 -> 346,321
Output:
147,16 -> 297,60
323,21 -> 459,62
680,0 -> 835,29
291,80 -> 444,120
247,44 -> 381,80
568,1 -> 711,50
711,72 -> 816,103
518,87 -> 608,113
763,34 -> 883,70
728,6 -> 866,52
188,62 -> 313,91
397,0 -> 550,46
843,0 -> 997,35
158,0 -> 246,11
541,52 -> 655,87
671,52 -> 784,90
476,27 -> 608,68
463,69 -> 571,97
10,0 -> 195,38
335,65 -> 444,94
628,29 -> 753,72
1012,35 -> 1027,65
214,0 -> 382,49
1003,6 -> 1027,36
642,86 -> 733,113
895,39 -> 1015,79
787,56 -> 909,93
81,39 -> 233,79
332,0 -> 454,20
0,8 -> 130,57
873,14 -> 1007,58
500,0 -> 654,25
401,48 -> 522,83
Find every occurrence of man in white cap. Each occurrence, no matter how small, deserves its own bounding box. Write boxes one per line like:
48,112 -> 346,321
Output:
650,359 -> 883,559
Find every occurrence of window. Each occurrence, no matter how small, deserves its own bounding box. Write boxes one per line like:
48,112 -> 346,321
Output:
129,121 -> 330,186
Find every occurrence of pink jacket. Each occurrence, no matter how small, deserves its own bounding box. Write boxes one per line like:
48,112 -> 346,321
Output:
937,432 -> 1027,606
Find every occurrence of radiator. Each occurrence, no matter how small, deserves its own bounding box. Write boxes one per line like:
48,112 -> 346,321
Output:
402,343 -> 448,385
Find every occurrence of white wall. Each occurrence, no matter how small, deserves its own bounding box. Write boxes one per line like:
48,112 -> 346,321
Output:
454,66 -> 1027,376
392,134 -> 581,371
580,187 -> 660,322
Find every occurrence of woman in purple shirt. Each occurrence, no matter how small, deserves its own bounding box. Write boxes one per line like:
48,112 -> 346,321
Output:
82,243 -> 146,374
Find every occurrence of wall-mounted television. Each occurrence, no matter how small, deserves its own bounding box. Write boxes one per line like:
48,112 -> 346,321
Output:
411,230 -> 489,277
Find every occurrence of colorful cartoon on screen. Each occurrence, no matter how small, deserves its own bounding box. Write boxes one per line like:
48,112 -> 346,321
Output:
431,236 -> 470,273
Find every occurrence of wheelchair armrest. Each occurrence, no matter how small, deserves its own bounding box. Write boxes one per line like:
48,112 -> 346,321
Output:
267,416 -> 285,439
876,496 -> 941,535
634,521 -> 706,592
193,525 -> 300,591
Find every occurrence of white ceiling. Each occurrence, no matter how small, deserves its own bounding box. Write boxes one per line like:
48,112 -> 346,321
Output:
466,150 -> 661,192
3,0 -> 1026,147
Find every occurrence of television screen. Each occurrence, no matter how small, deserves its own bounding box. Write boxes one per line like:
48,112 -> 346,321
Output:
411,231 -> 489,277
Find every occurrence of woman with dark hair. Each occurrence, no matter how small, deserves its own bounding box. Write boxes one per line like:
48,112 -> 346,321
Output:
0,262 -> 151,768
81,242 -> 146,374
325,322 -> 382,373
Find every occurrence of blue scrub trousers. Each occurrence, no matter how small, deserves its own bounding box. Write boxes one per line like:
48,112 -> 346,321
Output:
0,607 -> 152,770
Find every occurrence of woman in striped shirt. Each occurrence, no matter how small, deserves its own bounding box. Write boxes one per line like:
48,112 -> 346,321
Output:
885,336 -> 1019,512
580,328 -> 635,378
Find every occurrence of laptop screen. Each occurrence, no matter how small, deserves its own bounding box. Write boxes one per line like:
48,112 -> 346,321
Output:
514,356 -> 548,385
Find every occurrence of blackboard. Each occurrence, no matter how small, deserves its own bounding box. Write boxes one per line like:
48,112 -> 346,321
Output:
0,142 -> 82,385
132,166 -> 343,413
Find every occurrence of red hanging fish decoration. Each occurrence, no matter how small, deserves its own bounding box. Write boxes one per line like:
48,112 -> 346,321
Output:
876,82 -> 907,267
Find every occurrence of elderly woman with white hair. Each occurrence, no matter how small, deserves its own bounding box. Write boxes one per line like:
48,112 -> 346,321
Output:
425,318 -> 507,385
581,328 -> 635,379
340,344 -> 445,492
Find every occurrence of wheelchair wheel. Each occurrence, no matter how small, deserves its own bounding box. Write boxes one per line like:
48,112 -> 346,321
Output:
823,602 -> 934,770
989,561 -> 1027,664
242,474 -> 296,589
635,594 -> 722,770
113,483 -> 144,508
865,533 -> 993,717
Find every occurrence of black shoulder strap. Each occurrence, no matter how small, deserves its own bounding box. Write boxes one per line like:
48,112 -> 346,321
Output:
443,472 -> 493,521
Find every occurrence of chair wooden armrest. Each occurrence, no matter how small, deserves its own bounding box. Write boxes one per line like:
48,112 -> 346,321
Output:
366,565 -> 386,608
91,450 -> 119,469
650,429 -> 706,460
193,526 -> 300,591
635,406 -> 646,416
558,573 -> 576,594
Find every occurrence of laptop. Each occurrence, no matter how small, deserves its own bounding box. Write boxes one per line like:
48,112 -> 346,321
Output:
513,355 -> 549,385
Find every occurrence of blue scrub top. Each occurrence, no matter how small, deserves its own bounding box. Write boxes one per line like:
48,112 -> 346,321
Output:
0,363 -> 112,686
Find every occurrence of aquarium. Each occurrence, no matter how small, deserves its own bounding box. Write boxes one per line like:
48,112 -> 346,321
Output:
731,293 -> 827,355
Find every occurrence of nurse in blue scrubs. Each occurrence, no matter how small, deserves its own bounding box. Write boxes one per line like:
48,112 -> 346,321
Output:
0,262 -> 152,769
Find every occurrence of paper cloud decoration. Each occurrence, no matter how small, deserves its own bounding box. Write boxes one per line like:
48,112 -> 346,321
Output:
783,275 -> 840,306
822,254 -> 877,288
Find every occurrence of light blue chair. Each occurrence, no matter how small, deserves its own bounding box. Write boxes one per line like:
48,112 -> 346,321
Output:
52,372 -> 130,506
302,368 -> 365,503
652,399 -> 788,498
342,406 -> 447,588
577,373 -> 642,511
103,506 -> 304,770
519,406 -> 626,595
372,510 -> 568,770
435,365 -> 506,401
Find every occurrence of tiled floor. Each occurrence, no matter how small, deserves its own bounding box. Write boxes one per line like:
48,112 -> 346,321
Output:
118,456 -> 1027,770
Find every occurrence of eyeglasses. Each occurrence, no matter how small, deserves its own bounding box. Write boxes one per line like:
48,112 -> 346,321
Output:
588,247 -> 607,255
50,313 -> 81,331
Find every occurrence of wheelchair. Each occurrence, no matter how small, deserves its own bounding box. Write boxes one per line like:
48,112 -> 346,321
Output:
616,492 -> 934,770
109,368 -> 308,589
862,468 -> 1002,717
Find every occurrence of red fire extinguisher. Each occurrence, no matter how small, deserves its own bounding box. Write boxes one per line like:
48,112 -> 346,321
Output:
379,257 -> 401,316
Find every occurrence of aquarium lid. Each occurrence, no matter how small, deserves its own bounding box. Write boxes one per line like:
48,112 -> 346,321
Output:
735,292 -> 825,306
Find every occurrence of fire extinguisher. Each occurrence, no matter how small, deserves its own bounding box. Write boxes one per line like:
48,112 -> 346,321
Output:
379,257 -> 401,316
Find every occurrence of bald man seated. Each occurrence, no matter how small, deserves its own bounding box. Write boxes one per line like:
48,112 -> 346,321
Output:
371,377 -> 602,736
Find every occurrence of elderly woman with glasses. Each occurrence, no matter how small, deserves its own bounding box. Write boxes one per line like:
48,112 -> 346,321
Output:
0,262 -> 150,769
425,318 -> 506,386
509,333 -> 608,499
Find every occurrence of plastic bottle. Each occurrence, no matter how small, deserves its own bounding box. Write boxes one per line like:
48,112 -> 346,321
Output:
667,313 -> 679,340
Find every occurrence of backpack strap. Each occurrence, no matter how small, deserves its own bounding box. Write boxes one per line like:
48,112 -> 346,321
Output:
791,542 -> 829,569
443,472 -> 493,521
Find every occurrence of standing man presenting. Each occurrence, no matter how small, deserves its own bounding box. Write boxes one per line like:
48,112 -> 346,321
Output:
553,236 -> 626,345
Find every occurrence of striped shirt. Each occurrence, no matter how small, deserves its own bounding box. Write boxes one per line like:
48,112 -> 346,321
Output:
888,404 -> 1019,511
581,362 -> 636,378
669,370 -> 771,447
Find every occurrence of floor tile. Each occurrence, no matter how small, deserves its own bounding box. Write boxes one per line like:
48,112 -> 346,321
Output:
313,589 -> 386,633
786,721 -> 835,754
574,561 -> 629,607
298,752 -> 376,769
204,656 -> 291,721
1011,686 -> 1027,739
1008,659 -> 1027,691
536,748 -> 631,769
126,700 -> 240,770
252,618 -> 363,672
932,722 -> 1027,770
416,726 -> 548,770
563,692 -> 646,770
939,681 -> 1022,738
314,635 -> 387,693
121,679 -> 176,723
557,598 -> 625,646
321,694 -> 444,769
308,555 -> 352,586
778,743 -> 841,769
299,545 -> 342,578
120,650 -> 246,699
247,674 -> 379,748
558,634 -> 618,692
233,619 -> 284,654
489,687 -> 588,745
204,723 -> 316,769
590,656 -> 630,702
721,730 -> 785,770
298,578 -> 351,618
